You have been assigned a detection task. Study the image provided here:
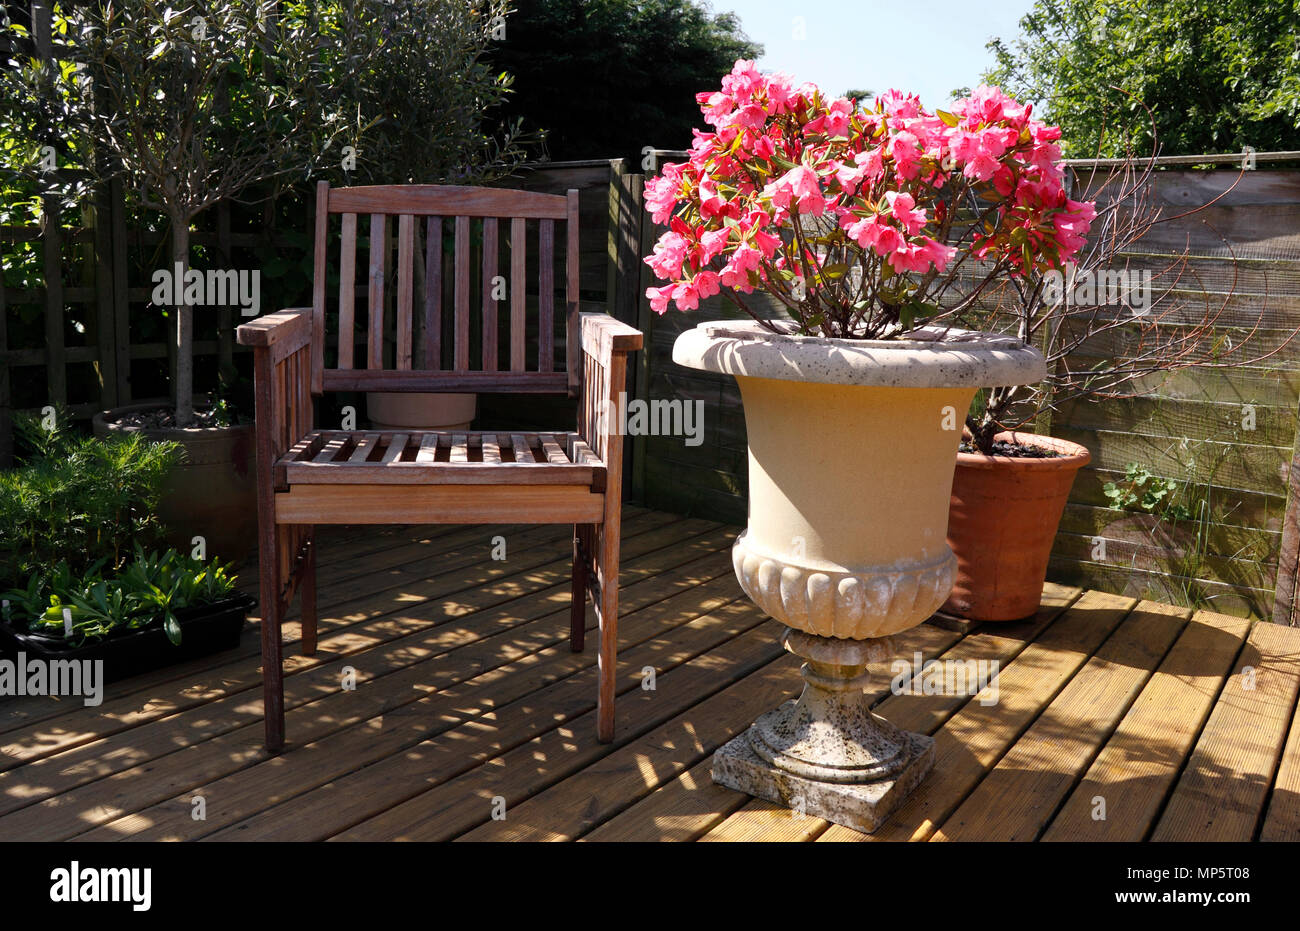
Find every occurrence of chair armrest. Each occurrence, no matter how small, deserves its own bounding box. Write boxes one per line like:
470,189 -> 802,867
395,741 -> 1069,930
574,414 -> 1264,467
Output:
241,308 -> 316,477
580,312 -> 643,363
236,307 -> 312,353
576,314 -> 641,484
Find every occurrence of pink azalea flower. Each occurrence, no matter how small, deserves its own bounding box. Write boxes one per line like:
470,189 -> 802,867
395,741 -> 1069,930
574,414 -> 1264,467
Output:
643,163 -> 684,224
699,227 -> 731,263
751,228 -> 783,259
765,73 -> 797,114
844,214 -> 905,256
671,270 -> 722,311
720,245 -> 762,289
885,191 -> 927,235
698,90 -> 734,126
640,60 -> 1094,313
889,130 -> 923,181
645,230 -> 690,279
697,176 -> 728,219
721,59 -> 764,101
764,165 -> 827,215
646,284 -> 675,314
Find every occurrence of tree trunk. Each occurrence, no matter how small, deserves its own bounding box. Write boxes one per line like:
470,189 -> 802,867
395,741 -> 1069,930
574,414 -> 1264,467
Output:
172,215 -> 194,426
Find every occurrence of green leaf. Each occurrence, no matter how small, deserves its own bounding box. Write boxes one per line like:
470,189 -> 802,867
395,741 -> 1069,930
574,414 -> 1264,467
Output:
163,612 -> 182,646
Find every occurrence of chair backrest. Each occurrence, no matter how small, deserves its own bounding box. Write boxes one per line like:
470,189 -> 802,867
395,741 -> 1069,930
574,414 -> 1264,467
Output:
309,181 -> 581,398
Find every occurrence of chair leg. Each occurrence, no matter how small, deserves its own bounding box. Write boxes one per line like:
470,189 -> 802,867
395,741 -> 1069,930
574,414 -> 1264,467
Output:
259,521 -> 286,753
570,524 -> 589,653
596,522 -> 620,743
300,527 -> 317,657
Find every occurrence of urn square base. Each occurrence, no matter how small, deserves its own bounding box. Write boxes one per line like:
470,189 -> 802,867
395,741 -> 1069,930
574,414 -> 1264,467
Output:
711,724 -> 935,835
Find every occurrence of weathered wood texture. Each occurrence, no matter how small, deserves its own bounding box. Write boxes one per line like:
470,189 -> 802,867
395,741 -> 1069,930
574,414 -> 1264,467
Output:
1,518 -> 1296,843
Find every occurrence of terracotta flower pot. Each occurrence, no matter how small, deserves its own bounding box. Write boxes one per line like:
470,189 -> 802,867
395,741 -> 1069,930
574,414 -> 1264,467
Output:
944,431 -> 1092,622
93,401 -> 258,564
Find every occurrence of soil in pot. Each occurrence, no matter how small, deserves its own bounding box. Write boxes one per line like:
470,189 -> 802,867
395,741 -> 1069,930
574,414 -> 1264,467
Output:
945,431 -> 1091,622
93,400 -> 258,564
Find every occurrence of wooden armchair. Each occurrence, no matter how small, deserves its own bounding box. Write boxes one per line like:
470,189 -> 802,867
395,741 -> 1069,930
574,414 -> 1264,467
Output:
236,182 -> 642,752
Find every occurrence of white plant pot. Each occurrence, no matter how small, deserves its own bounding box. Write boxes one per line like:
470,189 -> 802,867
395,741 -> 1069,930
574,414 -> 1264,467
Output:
365,392 -> 477,431
673,318 -> 1045,833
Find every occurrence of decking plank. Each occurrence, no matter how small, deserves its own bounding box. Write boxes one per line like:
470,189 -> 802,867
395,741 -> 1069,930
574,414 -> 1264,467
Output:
0,520 -> 567,742
460,653 -> 802,842
818,589 -> 1137,842
213,599 -> 774,842
79,553 -> 745,841
703,584 -> 1084,842
1040,609 -> 1253,841
579,756 -> 748,843
1150,619 -> 1300,842
480,623 -> 962,842
0,518 -> 722,825
329,611 -> 782,842
933,601 -> 1189,842
3,509 -> 1296,845
1261,683 -> 1300,841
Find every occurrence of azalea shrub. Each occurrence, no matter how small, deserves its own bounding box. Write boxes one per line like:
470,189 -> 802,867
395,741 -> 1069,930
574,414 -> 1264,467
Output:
643,59 -> 1097,339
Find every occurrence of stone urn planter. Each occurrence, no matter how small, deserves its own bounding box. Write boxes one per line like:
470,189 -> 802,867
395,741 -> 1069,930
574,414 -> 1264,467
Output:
93,401 -> 257,564
366,392 -> 476,431
673,319 -> 1046,833
944,431 -> 1091,621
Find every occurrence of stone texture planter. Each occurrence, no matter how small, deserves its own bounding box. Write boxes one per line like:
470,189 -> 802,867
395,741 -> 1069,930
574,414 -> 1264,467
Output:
945,431 -> 1092,622
93,401 -> 257,564
673,319 -> 1046,833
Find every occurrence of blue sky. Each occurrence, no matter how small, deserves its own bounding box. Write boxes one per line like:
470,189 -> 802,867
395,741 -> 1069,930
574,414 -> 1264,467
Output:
710,0 -> 1035,107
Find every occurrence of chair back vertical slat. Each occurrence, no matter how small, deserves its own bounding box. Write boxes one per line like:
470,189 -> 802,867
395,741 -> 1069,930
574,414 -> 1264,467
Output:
337,212 -> 357,369
538,218 -> 555,372
367,213 -> 387,369
510,217 -> 527,371
317,185 -> 580,393
565,189 -> 581,395
311,181 -> 329,393
454,216 -> 471,370
424,216 -> 442,369
481,217 -> 498,370
395,214 -> 414,370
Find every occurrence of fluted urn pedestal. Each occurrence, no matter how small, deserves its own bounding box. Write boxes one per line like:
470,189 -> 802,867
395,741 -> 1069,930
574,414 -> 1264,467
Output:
673,320 -> 1046,833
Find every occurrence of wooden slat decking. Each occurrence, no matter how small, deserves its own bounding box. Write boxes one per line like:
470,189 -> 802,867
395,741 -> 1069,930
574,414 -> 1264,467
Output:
0,510 -> 1298,842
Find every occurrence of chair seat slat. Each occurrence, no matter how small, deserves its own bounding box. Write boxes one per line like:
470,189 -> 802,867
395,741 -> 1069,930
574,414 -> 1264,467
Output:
510,433 -> 538,464
349,433 -> 379,463
539,434 -> 568,465
381,433 -> 408,464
